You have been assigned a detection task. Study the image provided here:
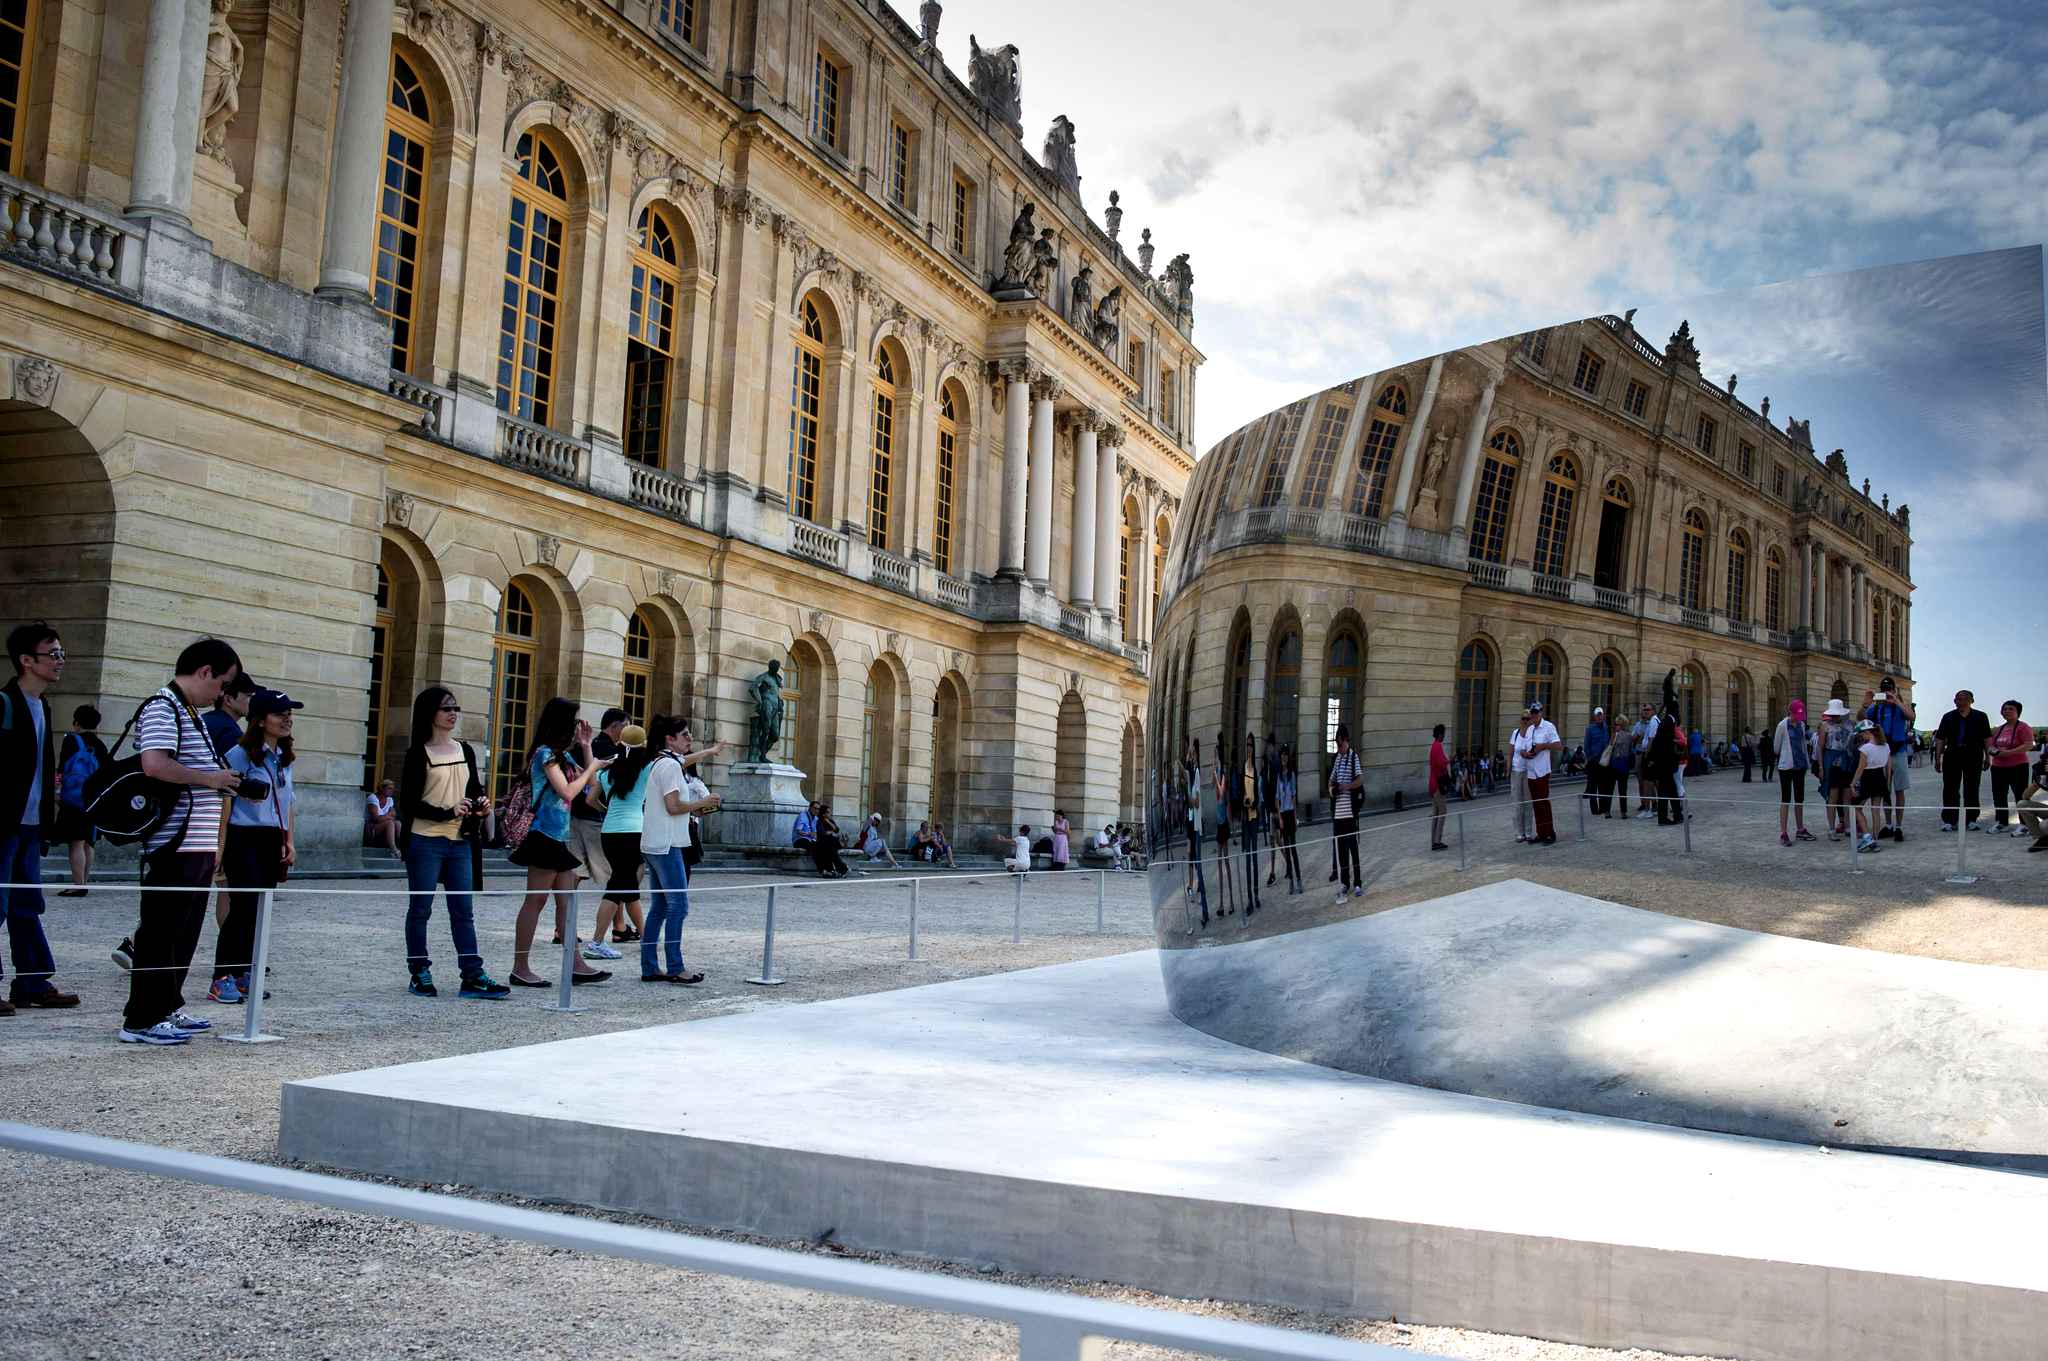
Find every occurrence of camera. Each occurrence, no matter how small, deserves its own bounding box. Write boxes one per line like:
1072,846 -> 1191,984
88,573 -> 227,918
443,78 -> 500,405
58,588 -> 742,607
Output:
235,775 -> 272,803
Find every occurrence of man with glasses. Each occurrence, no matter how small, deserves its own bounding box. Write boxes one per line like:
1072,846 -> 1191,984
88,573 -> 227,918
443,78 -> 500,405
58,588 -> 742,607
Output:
0,622 -> 82,1016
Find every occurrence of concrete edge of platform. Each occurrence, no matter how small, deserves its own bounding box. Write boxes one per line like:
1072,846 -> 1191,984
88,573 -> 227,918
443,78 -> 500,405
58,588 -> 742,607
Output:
277,1081 -> 2045,1361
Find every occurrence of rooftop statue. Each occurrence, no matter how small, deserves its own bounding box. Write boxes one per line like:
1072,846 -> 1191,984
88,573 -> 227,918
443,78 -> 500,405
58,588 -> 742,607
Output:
1090,285 -> 1123,353
1028,227 -> 1058,296
1161,253 -> 1194,326
967,36 -> 1023,134
1043,115 -> 1080,193
198,0 -> 243,164
919,1 -> 942,47
1068,265 -> 1094,330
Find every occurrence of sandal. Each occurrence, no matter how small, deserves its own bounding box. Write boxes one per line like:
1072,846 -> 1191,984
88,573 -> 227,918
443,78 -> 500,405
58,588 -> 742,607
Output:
612,929 -> 640,943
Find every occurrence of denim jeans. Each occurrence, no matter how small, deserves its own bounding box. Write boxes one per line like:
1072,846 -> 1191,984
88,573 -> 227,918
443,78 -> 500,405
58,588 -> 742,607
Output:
404,834 -> 482,979
0,824 -> 56,1001
642,848 -> 689,977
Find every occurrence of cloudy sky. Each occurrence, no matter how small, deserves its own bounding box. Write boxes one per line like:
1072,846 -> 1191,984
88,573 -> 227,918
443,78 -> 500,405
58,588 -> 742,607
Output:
904,0 -> 2048,717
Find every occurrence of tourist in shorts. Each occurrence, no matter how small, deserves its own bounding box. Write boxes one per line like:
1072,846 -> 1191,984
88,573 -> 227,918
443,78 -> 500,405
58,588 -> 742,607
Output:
506,699 -> 614,989
363,779 -> 400,856
1818,699 -> 1856,839
1849,721 -> 1891,853
594,724 -> 654,954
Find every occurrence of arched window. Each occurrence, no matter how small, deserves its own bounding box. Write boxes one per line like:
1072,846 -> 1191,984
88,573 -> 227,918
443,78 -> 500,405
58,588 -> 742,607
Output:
1323,627 -> 1364,755
1269,624 -> 1302,759
498,131 -> 570,425
1294,394 -> 1355,510
1151,516 -> 1169,630
1872,596 -> 1883,655
1678,509 -> 1708,611
1225,619 -> 1252,747
786,642 -> 826,800
491,581 -> 540,803
1725,529 -> 1749,622
1119,499 -> 1138,640
1523,645 -> 1561,718
1679,664 -> 1704,735
1768,676 -> 1787,722
1348,384 -> 1407,518
1764,549 -> 1784,631
934,383 -> 961,575
1589,652 -> 1622,721
1469,430 -> 1521,564
622,609 -> 655,724
1256,399 -> 1308,508
1532,453 -> 1578,578
1594,475 -> 1631,591
860,663 -> 899,817
1728,671 -> 1751,739
376,53 -> 433,375
1890,606 -> 1901,661
364,562 -> 394,789
625,205 -> 682,467
1456,641 -> 1494,758
868,344 -> 901,548
1831,676 -> 1849,704
788,298 -> 827,522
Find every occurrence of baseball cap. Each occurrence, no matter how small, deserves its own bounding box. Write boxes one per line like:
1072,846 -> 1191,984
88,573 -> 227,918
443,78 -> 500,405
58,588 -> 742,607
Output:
248,688 -> 304,720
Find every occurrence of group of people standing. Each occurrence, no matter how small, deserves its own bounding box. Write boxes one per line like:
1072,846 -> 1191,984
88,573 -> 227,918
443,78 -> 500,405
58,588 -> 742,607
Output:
1174,728 -> 1310,925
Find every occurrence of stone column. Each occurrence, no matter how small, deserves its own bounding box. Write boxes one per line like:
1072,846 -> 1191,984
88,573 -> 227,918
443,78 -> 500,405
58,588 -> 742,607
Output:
997,362 -> 1030,578
1814,545 -> 1828,642
1798,542 -> 1812,631
1448,373 -> 1501,552
1133,487 -> 1155,643
127,0 -> 210,222
1070,418 -> 1098,607
1026,373 -> 1058,586
316,0 -> 397,298
1095,429 -> 1120,629
1385,354 -> 1444,524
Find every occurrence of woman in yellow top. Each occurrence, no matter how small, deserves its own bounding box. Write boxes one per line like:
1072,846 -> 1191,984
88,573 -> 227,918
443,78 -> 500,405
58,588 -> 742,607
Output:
398,687 -> 509,999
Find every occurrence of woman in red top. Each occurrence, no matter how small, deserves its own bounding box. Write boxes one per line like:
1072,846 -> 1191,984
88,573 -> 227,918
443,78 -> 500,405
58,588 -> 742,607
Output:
1987,700 -> 2035,832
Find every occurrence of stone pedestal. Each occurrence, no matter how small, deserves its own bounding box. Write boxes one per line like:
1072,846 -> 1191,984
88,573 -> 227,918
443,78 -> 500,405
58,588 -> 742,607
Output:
190,154 -> 248,267
718,762 -> 810,848
1410,486 -> 1444,531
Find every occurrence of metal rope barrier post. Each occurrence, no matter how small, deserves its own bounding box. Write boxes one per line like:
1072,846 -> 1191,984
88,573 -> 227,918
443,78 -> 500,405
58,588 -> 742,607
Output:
220,888 -> 281,1044
1456,811 -> 1466,871
1096,869 -> 1105,933
1012,872 -> 1023,944
547,887 -> 587,1014
746,884 -> 785,986
1577,792 -> 1587,842
1950,810 -> 1978,885
908,878 -> 920,961
1681,801 -> 1693,853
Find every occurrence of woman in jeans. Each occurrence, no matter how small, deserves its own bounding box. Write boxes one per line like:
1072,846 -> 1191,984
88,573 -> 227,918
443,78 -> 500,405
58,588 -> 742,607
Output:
593,724 -> 653,951
638,715 -> 722,984
1274,745 -> 1301,895
211,689 -> 302,1005
397,687 -> 509,998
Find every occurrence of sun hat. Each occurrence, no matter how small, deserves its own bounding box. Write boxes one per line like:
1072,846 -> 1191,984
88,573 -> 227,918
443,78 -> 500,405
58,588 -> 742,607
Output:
618,723 -> 647,748
1823,698 -> 1851,718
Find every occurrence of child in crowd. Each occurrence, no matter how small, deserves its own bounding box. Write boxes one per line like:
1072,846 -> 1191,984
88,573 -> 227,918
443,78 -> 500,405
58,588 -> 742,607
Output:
1849,720 -> 1892,854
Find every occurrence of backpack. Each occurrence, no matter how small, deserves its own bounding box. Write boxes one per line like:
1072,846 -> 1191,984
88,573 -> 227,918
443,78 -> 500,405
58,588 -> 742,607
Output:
81,694 -> 192,846
498,756 -> 536,851
59,734 -> 101,809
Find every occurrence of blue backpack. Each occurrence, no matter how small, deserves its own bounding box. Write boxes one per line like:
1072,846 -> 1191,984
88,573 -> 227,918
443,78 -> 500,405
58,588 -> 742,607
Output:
60,735 -> 101,809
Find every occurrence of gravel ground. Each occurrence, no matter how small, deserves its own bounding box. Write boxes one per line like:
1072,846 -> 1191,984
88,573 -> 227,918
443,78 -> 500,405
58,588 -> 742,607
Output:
7,777 -> 2035,1361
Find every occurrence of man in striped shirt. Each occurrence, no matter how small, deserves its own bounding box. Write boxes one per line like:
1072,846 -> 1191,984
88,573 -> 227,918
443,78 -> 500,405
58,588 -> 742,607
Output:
1328,724 -> 1363,902
119,638 -> 245,1047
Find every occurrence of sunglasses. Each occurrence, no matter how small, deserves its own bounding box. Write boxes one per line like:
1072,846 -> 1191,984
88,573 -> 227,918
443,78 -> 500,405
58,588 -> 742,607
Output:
439,704 -> 462,713
30,649 -> 64,662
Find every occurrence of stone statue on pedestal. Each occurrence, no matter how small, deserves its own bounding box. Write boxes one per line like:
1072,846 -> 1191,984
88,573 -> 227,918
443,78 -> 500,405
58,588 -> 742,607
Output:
919,1 -> 942,48
1068,265 -> 1093,330
746,660 -> 785,763
1410,428 -> 1454,529
995,202 -> 1036,292
1161,253 -> 1194,325
1090,285 -> 1123,353
198,0 -> 244,165
1027,227 -> 1058,297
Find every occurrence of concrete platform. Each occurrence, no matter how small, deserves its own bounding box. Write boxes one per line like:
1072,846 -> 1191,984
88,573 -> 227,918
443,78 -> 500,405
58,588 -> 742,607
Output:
282,938 -> 2048,1360
1163,880 -> 2048,1167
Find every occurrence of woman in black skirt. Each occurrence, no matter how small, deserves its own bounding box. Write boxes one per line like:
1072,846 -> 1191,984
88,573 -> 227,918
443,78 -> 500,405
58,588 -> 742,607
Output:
508,698 -> 614,988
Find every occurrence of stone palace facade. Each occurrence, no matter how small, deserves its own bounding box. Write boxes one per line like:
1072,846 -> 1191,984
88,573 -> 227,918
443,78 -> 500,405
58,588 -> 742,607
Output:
0,0 -> 1198,857
1153,315 -> 1915,812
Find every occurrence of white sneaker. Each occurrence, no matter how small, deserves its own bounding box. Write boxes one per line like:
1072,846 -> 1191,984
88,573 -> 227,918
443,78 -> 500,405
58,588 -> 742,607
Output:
169,1009 -> 212,1032
1335,889 -> 1348,904
118,1021 -> 191,1046
581,942 -> 623,960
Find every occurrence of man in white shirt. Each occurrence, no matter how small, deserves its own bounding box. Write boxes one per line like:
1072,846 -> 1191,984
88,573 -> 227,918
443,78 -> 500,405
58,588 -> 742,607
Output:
1518,702 -> 1564,845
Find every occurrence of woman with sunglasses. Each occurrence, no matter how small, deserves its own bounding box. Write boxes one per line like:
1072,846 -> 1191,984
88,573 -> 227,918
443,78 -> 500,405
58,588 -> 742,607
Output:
397,688 -> 509,998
